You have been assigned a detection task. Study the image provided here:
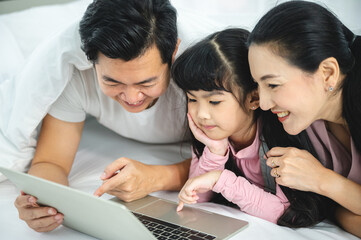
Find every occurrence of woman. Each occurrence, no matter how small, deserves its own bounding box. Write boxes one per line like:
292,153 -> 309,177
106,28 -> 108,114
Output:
247,1 -> 361,237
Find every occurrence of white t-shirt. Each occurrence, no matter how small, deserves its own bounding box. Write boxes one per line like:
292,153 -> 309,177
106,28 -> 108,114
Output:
48,67 -> 188,144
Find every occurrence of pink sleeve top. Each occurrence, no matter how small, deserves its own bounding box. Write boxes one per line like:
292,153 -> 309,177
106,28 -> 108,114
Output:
306,120 -> 361,185
189,121 -> 290,224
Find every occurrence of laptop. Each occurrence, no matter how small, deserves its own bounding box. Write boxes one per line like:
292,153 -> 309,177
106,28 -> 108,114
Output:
0,166 -> 248,240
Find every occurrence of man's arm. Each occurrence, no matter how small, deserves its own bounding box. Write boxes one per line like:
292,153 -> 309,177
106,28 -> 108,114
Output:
94,157 -> 191,202
14,114 -> 84,232
156,157 -> 192,191
28,114 -> 84,183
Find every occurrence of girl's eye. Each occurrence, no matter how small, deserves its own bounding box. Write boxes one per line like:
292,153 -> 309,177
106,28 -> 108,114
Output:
209,101 -> 221,105
268,84 -> 278,89
188,98 -> 196,103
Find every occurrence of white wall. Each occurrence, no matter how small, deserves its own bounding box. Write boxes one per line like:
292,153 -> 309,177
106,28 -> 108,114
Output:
171,0 -> 361,34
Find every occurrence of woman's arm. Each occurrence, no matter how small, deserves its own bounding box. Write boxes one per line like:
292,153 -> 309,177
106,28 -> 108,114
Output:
317,168 -> 361,215
266,147 -> 361,235
266,147 -> 361,215
335,206 -> 361,238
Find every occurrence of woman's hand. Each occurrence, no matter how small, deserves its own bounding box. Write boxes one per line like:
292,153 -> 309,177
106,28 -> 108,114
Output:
14,191 -> 63,232
177,170 -> 222,211
265,147 -> 328,193
187,113 -> 228,156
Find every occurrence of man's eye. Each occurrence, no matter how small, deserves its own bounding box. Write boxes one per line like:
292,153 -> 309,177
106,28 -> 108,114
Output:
105,83 -> 119,87
209,101 -> 220,105
103,80 -> 120,86
141,84 -> 155,88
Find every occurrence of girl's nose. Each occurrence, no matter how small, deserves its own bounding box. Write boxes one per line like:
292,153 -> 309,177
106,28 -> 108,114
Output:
197,105 -> 210,120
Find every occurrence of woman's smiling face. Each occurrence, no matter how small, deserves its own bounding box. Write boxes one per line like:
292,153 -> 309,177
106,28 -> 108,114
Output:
248,44 -> 328,135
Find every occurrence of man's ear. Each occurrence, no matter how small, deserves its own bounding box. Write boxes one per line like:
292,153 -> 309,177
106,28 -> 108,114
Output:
172,38 -> 181,64
247,89 -> 260,110
318,57 -> 340,92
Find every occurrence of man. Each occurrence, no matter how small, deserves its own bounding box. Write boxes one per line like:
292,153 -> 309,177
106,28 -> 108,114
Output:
6,0 -> 220,232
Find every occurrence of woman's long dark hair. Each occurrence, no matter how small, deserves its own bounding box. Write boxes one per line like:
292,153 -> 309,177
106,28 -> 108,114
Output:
172,27 -> 335,227
246,1 -> 358,227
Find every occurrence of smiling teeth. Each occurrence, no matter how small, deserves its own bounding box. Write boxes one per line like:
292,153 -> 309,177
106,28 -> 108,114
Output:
277,111 -> 289,117
128,100 -> 143,105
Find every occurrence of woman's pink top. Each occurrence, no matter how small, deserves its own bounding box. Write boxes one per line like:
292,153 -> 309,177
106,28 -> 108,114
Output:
189,121 -> 290,224
306,120 -> 361,185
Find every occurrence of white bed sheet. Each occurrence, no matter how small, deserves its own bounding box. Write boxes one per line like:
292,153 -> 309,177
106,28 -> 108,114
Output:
0,117 -> 358,240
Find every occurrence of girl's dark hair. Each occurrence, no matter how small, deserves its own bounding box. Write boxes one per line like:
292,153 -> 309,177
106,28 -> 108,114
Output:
172,28 -> 259,208
79,0 -> 177,66
247,1 -> 348,227
172,28 -> 258,114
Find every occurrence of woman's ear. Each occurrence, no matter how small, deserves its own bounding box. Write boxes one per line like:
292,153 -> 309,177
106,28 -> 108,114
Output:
318,57 -> 340,92
247,89 -> 260,110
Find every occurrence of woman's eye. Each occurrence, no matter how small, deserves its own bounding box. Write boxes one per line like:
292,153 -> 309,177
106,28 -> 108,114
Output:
209,101 -> 221,105
188,98 -> 196,103
268,84 -> 278,89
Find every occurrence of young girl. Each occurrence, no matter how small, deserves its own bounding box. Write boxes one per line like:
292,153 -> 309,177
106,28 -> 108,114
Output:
171,28 -> 334,226
247,1 -> 361,236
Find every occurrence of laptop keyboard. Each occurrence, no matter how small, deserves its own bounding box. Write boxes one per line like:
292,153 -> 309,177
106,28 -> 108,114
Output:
133,212 -> 216,240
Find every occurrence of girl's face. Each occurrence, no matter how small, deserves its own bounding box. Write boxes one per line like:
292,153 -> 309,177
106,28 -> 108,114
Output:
248,44 -> 328,135
187,90 -> 253,140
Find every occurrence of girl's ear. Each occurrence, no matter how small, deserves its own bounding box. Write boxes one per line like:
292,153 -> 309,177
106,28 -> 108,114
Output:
247,89 -> 260,110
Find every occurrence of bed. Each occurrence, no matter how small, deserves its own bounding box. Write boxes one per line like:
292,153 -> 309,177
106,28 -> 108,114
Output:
0,0 -> 360,239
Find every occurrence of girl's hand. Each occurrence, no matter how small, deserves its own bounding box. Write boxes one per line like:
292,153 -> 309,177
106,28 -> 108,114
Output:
177,170 -> 222,211
187,113 -> 228,156
265,147 -> 328,193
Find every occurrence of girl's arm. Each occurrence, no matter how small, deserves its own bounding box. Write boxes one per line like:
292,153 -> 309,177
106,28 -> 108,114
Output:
188,146 -> 229,202
213,169 -> 289,223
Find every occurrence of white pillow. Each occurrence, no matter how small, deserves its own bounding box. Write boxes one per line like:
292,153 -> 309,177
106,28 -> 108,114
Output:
0,0 -> 91,181
0,0 -> 91,77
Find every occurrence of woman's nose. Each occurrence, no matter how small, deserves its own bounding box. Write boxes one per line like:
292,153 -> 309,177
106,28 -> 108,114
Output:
259,88 -> 274,111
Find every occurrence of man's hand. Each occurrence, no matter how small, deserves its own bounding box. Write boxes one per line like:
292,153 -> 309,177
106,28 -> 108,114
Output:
14,191 -> 63,232
94,157 -> 161,202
